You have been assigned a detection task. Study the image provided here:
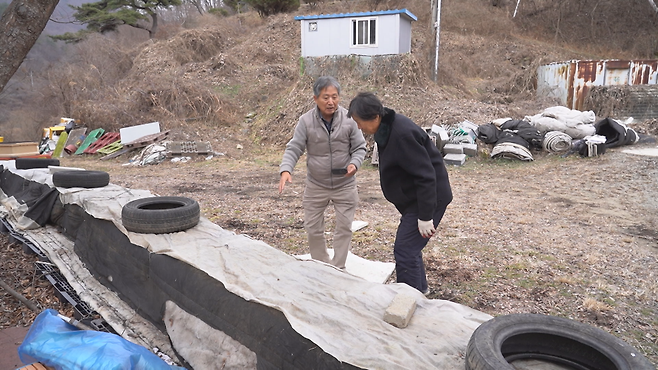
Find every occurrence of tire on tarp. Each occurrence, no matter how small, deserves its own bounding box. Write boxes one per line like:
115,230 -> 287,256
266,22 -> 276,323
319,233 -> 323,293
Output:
52,170 -> 110,188
121,196 -> 200,234
15,158 -> 60,169
465,313 -> 654,370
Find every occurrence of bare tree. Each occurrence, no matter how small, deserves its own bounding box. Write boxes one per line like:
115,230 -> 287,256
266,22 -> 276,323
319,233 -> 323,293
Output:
0,0 -> 58,93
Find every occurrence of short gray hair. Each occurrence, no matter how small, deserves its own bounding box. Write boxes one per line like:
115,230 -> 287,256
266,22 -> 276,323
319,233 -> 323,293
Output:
313,76 -> 341,97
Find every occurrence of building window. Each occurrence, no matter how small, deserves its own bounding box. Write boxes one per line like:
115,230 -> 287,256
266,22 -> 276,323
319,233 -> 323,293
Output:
351,18 -> 377,47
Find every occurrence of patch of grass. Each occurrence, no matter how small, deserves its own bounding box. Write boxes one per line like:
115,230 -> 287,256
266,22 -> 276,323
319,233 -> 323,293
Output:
556,275 -> 576,285
504,262 -> 529,278
481,266 -> 500,279
215,84 -> 241,98
516,278 -> 536,289
601,297 -> 617,307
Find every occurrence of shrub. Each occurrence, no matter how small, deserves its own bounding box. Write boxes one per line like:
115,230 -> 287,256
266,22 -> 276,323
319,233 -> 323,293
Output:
243,0 -> 299,17
208,7 -> 231,17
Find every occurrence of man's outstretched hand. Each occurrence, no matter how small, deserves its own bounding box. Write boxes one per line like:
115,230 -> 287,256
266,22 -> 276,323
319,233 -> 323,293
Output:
279,171 -> 292,194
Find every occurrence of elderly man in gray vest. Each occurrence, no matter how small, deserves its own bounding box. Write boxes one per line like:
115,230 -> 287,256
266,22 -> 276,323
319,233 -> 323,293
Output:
279,76 -> 367,269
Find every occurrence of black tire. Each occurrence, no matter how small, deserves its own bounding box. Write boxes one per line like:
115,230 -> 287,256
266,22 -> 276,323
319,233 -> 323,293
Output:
52,170 -> 110,188
466,313 -> 654,370
121,196 -> 200,234
15,158 -> 60,169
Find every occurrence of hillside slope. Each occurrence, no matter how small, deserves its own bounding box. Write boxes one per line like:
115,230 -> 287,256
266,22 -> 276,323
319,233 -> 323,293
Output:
1,0 -> 655,148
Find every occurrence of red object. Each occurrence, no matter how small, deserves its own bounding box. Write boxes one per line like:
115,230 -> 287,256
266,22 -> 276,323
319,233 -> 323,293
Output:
83,132 -> 120,154
0,153 -> 52,161
64,144 -> 78,155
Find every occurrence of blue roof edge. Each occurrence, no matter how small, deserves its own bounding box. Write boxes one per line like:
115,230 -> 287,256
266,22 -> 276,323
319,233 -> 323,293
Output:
294,9 -> 417,22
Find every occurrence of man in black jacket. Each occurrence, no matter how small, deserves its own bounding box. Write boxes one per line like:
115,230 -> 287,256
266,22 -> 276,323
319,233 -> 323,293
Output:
348,92 -> 453,294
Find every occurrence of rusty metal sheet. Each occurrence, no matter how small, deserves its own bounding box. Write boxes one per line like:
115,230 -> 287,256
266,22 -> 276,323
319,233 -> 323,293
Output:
630,60 -> 658,85
606,60 -> 630,69
536,61 -> 571,106
573,61 -> 605,110
537,59 -> 658,110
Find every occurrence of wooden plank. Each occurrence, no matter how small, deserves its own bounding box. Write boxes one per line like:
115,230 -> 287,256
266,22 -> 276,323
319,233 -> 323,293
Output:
83,132 -> 120,154
17,363 -> 54,370
97,140 -> 123,155
74,128 -> 105,155
123,130 -> 170,149
64,128 -> 87,149
100,147 -> 133,161
52,132 -> 69,158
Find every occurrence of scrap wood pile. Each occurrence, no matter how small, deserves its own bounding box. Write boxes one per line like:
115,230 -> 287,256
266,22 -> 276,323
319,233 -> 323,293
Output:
39,120 -> 215,166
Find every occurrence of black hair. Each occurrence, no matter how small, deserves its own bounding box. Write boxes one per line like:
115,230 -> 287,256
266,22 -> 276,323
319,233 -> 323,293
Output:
347,92 -> 386,120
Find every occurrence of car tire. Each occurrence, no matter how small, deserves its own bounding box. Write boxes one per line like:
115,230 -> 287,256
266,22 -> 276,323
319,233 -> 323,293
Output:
15,158 -> 60,169
52,170 -> 110,188
121,196 -> 200,234
466,313 -> 654,370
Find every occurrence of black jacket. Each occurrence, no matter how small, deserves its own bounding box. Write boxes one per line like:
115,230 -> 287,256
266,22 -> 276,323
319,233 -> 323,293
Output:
375,109 -> 453,220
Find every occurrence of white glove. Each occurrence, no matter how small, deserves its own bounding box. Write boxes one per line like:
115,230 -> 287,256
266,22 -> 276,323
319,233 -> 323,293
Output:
418,219 -> 435,238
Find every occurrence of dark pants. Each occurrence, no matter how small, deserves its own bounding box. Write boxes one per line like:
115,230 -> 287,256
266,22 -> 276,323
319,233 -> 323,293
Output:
394,207 -> 447,292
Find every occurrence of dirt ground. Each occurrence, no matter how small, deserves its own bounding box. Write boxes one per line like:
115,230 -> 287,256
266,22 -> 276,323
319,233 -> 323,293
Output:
10,131 -> 635,365
0,130 -> 657,366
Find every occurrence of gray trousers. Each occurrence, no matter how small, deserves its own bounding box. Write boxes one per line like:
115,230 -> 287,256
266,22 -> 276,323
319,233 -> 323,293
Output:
303,180 -> 358,269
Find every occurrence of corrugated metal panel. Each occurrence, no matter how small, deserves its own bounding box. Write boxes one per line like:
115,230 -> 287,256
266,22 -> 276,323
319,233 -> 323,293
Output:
630,60 -> 658,85
536,62 -> 570,106
537,59 -> 658,118
573,60 -> 606,110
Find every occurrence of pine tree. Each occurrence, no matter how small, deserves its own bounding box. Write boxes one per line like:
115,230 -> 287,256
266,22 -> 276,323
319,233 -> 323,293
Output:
51,0 -> 182,42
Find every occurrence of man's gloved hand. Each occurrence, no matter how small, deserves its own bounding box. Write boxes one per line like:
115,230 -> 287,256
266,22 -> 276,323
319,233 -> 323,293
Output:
418,219 -> 435,238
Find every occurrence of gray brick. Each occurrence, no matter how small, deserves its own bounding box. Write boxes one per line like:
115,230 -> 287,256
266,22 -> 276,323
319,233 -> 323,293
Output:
444,153 -> 466,166
383,293 -> 417,328
442,143 -> 464,155
462,143 -> 478,157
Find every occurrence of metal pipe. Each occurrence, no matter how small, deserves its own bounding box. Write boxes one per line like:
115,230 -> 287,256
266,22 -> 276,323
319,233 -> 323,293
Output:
433,0 -> 442,81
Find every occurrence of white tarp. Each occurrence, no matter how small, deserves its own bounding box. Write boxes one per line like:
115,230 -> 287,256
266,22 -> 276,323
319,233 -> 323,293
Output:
524,106 -> 597,139
1,161 -> 493,370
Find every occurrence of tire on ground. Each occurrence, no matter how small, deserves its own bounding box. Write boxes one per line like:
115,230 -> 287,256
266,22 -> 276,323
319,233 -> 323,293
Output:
15,158 -> 60,169
121,196 -> 200,234
52,170 -> 110,188
466,313 -> 654,370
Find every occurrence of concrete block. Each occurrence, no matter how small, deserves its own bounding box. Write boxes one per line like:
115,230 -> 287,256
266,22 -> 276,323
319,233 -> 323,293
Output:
383,293 -> 417,328
462,143 -> 478,157
444,153 -> 466,166
431,125 -> 450,150
442,143 -> 464,155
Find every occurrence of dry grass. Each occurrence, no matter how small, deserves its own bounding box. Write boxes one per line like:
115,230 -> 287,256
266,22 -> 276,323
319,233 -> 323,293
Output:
582,297 -> 613,312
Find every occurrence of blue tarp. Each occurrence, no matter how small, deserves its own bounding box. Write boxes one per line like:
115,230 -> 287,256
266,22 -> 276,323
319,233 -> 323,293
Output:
18,309 -> 185,370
